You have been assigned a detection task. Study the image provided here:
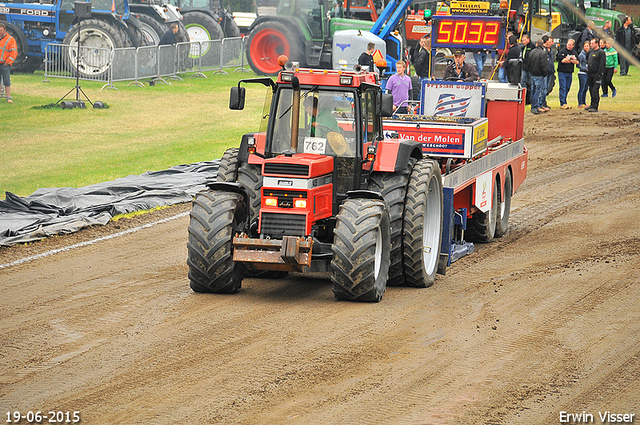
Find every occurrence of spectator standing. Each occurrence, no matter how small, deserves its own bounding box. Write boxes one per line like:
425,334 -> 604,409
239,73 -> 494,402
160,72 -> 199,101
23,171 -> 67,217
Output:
443,49 -> 479,82
159,22 -> 179,45
473,49 -> 487,78
497,31 -> 514,83
577,40 -> 591,108
520,33 -> 533,103
556,38 -> 579,109
0,22 -> 17,103
542,35 -> 555,110
386,60 -> 413,113
358,42 -> 376,72
615,16 -> 638,76
413,34 -> 431,99
586,38 -> 606,112
505,34 -> 522,83
603,20 -> 614,37
601,38 -> 618,97
579,21 -> 596,50
528,39 -> 550,114
413,34 -> 431,80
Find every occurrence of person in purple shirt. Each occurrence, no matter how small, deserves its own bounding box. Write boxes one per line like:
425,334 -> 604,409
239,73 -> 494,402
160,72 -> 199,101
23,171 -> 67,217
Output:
386,60 -> 413,114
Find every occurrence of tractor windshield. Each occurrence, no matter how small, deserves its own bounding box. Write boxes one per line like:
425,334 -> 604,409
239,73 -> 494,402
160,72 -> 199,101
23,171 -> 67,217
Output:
271,87 -> 357,158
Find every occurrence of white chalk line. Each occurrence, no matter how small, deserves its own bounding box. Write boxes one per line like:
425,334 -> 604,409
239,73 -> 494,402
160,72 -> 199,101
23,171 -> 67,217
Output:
0,211 -> 190,270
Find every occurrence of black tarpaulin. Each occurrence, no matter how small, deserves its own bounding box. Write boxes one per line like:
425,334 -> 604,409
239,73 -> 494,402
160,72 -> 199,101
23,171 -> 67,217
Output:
0,161 -> 219,247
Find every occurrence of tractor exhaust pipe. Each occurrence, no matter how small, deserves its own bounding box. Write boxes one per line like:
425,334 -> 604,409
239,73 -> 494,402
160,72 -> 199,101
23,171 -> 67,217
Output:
290,76 -> 300,152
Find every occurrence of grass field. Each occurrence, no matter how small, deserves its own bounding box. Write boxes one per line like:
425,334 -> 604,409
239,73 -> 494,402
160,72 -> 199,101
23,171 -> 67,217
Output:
1,65 -> 638,197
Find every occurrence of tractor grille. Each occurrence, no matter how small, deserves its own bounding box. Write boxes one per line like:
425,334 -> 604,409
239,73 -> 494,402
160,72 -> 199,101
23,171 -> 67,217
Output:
261,213 -> 307,237
264,163 -> 309,176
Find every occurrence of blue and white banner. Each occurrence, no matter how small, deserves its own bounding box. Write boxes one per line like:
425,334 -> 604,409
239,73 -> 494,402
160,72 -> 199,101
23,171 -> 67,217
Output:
421,81 -> 485,118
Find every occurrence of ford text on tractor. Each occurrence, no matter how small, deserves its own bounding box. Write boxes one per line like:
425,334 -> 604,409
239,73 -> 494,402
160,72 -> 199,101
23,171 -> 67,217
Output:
187,15 -> 527,303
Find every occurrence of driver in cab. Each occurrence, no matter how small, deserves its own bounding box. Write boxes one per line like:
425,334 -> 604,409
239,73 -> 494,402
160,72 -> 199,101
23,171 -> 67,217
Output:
303,96 -> 340,138
443,49 -> 480,82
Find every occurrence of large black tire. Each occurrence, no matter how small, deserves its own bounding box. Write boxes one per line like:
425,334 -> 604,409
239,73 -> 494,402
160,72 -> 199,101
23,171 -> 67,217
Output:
236,162 -> 262,224
368,172 -> 410,287
217,148 -> 240,182
136,13 -> 166,45
467,177 -> 499,243
62,18 -> 129,79
221,13 -> 241,38
403,159 -> 444,288
494,169 -> 512,238
182,11 -> 225,63
331,198 -> 391,302
246,21 -> 304,76
187,191 -> 245,293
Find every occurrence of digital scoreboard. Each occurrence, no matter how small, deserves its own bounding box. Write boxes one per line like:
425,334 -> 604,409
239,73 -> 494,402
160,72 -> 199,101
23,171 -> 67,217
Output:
431,15 -> 505,50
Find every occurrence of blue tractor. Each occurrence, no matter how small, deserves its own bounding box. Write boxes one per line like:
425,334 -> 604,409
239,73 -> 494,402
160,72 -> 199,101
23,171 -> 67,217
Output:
0,0 -> 183,75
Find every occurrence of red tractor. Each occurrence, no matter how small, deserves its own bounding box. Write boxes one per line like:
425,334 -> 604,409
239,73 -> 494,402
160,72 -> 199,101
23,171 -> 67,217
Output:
187,63 -> 443,302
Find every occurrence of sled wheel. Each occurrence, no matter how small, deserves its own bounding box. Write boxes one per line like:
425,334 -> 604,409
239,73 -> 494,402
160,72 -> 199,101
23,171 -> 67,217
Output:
495,169 -> 512,238
467,176 -> 499,243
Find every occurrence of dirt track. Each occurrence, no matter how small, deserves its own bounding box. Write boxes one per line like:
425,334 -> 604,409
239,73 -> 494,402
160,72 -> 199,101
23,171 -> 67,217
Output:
1,110 -> 640,424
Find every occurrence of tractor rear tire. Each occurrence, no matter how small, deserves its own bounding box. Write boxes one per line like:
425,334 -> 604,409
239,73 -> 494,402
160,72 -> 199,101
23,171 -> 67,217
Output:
182,11 -> 225,63
137,13 -> 165,45
62,18 -> 129,79
403,159 -> 444,288
217,148 -> 240,182
494,169 -> 512,238
187,191 -> 245,293
222,14 -> 241,38
368,172 -> 410,287
467,177 -> 499,243
246,21 -> 303,76
331,198 -> 391,302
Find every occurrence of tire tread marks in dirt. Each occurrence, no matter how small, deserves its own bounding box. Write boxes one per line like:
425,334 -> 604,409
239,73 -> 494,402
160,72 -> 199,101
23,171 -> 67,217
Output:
331,198 -> 390,302
368,172 -> 410,286
187,191 -> 244,293
403,159 -> 443,288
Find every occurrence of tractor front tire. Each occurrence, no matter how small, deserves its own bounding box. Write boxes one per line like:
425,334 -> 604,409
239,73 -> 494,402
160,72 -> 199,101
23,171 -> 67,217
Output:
403,159 -> 444,288
246,21 -> 303,76
137,13 -> 165,45
187,191 -> 245,293
217,148 -> 240,182
331,198 -> 391,302
494,169 -> 512,238
236,162 -> 262,224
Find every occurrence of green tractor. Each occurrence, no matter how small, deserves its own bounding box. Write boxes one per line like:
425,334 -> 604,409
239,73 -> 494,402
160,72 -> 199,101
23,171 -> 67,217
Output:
245,0 -> 377,75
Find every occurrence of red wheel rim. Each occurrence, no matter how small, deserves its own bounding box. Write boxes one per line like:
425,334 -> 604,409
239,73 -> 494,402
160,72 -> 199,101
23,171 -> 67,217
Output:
250,28 -> 289,74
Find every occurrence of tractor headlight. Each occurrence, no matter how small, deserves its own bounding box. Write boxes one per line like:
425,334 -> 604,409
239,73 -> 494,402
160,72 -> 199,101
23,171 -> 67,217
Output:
265,197 -> 278,207
294,199 -> 307,209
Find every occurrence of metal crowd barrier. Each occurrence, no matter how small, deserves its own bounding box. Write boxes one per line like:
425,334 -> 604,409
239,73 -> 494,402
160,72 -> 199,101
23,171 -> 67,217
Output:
43,36 -> 251,89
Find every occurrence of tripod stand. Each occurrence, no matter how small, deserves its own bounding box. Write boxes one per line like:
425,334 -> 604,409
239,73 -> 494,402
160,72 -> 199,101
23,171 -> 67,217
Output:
58,2 -> 94,109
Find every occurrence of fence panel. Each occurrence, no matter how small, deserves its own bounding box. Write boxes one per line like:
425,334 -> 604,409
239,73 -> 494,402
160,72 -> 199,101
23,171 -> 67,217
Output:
44,36 -> 249,87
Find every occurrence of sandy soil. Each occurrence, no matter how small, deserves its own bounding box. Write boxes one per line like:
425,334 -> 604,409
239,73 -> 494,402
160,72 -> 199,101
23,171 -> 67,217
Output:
1,110 -> 640,424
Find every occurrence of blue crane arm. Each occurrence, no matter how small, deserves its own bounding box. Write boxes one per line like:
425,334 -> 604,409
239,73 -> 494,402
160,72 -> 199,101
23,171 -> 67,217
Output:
370,0 -> 414,39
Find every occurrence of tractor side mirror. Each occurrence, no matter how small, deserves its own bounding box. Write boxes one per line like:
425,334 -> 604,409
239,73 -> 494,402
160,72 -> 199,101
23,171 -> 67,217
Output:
229,86 -> 246,110
381,93 -> 394,117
